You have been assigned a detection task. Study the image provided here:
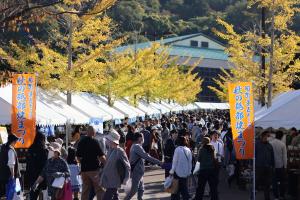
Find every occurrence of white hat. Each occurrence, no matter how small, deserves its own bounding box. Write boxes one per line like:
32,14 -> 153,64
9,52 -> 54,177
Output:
50,142 -> 62,155
55,138 -> 63,146
105,129 -> 120,145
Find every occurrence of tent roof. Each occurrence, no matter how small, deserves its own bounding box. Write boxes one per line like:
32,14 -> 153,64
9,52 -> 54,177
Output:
37,89 -> 90,125
255,90 -> 300,129
149,102 -> 171,114
194,102 -> 229,110
58,93 -> 113,121
80,93 -> 125,120
0,85 -> 91,125
98,96 -> 142,118
0,98 -> 11,125
137,101 -> 161,116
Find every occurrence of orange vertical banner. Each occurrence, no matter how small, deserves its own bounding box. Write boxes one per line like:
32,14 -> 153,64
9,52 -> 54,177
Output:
11,74 -> 36,148
228,82 -> 254,159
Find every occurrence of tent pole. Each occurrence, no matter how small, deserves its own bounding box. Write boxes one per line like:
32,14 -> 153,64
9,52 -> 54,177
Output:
66,119 -> 70,149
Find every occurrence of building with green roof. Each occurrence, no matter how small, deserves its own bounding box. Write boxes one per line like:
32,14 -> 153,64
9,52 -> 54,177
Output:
117,33 -> 231,102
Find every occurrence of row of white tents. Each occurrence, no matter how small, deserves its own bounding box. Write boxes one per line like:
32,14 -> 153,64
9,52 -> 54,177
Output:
2,84 -> 298,129
0,85 -> 229,126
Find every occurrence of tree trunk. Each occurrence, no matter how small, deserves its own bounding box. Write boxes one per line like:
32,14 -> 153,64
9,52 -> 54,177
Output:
67,16 -> 73,106
108,92 -> 113,107
260,7 -> 266,106
267,4 -> 275,108
134,94 -> 137,107
66,16 -> 73,149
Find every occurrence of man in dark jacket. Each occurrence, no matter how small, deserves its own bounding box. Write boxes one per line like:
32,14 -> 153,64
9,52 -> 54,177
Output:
26,132 -> 48,200
163,129 -> 178,177
0,134 -> 20,197
255,131 -> 275,200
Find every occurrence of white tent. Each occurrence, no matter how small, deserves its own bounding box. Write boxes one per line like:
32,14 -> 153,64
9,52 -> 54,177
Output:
137,103 -> 160,116
0,85 -> 68,125
194,102 -> 229,110
0,85 -> 90,125
137,101 -> 161,116
183,103 -> 198,111
58,93 -> 113,121
150,102 -> 171,114
255,90 -> 300,129
80,93 -> 125,121
168,102 -> 185,112
0,98 -> 11,125
37,89 -> 90,125
98,96 -> 142,119
116,99 -> 146,117
210,103 -> 230,110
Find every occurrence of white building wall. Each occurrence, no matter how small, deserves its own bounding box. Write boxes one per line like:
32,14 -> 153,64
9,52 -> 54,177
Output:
173,35 -> 225,50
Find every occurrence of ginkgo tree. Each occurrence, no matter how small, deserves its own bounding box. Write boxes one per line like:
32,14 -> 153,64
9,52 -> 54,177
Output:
0,0 -> 117,86
0,0 -> 202,106
209,0 -> 300,106
119,43 -> 202,105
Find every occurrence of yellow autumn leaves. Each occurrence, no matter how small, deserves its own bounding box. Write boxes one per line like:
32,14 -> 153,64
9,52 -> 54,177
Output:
0,13 -> 202,106
210,0 -> 300,103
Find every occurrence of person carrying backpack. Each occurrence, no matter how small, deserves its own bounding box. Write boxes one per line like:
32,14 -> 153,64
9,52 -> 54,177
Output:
100,129 -> 131,200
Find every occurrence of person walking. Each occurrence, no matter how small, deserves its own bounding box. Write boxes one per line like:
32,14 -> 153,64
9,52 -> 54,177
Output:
124,132 -> 162,200
161,122 -> 170,147
149,127 -> 160,160
194,137 -> 218,200
141,126 -> 151,154
33,142 -> 70,199
286,127 -> 297,146
269,131 -> 287,200
169,136 -> 193,200
125,125 -> 136,158
55,138 -> 68,160
76,126 -> 106,200
163,129 -> 178,177
0,134 -> 20,198
191,122 -> 202,148
26,131 -> 49,200
210,130 -> 224,188
67,147 -> 81,200
101,129 -> 131,200
255,131 -> 275,200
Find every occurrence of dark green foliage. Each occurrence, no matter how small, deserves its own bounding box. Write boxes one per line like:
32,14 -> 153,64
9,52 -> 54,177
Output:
108,0 -> 299,44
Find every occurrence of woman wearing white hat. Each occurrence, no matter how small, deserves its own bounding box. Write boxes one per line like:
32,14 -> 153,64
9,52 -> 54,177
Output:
100,129 -> 131,200
33,142 -> 70,199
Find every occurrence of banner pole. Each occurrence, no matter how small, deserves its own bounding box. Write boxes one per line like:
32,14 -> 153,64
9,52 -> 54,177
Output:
253,131 -> 256,200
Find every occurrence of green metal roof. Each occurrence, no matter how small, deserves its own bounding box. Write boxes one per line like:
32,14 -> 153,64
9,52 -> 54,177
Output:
168,45 -> 228,60
115,33 -> 229,61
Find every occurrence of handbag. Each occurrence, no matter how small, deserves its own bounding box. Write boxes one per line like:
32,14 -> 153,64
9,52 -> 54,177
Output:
165,178 -> 179,194
56,181 -> 72,200
54,188 -> 64,200
164,176 -> 173,189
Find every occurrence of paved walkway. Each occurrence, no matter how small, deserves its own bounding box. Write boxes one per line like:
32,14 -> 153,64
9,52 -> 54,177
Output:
119,167 -> 254,200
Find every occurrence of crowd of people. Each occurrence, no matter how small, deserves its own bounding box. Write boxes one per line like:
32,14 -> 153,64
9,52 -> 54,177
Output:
0,110 -> 299,200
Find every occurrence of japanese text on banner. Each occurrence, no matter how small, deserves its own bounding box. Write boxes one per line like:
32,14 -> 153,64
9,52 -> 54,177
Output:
228,82 -> 254,160
11,74 -> 36,148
